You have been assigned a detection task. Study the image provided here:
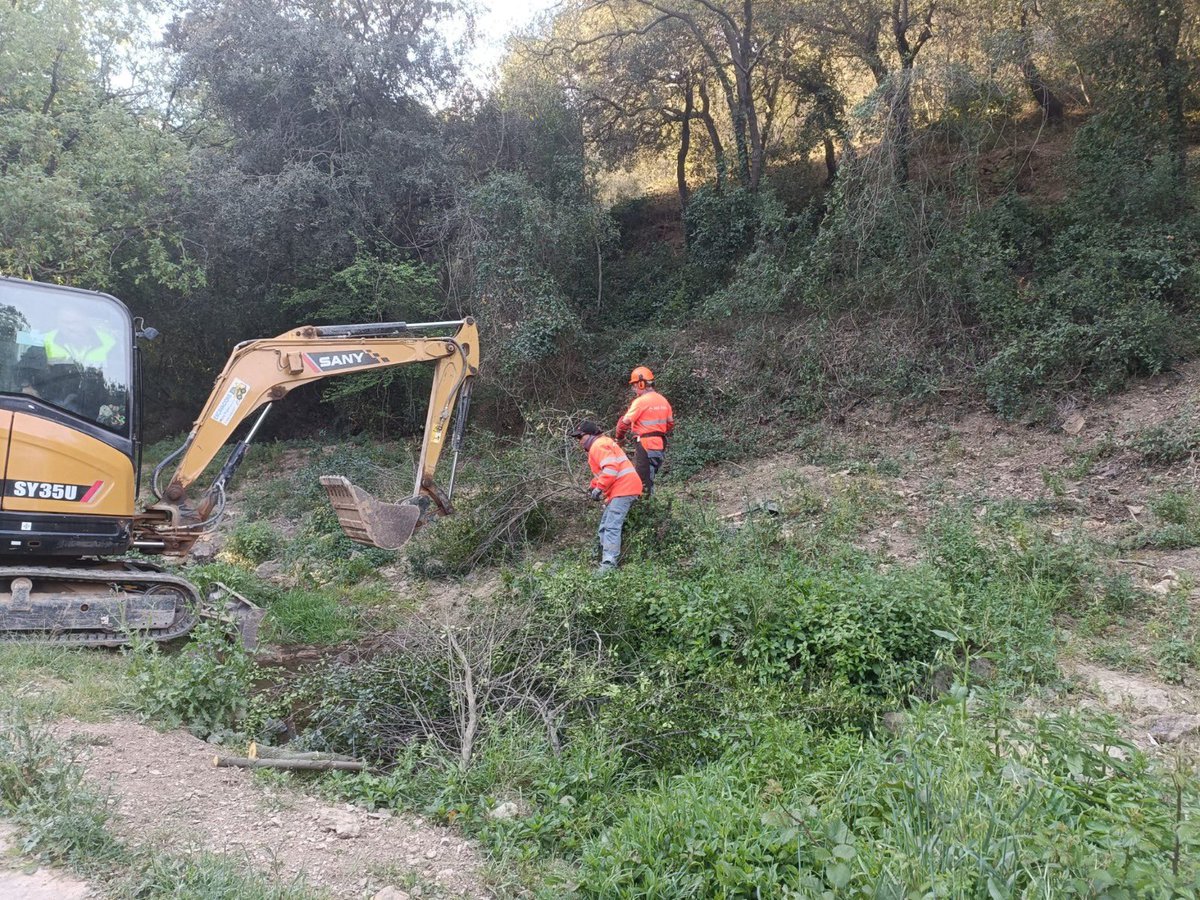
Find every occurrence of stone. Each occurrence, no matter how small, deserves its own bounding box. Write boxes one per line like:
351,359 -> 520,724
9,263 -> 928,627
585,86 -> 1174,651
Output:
318,810 -> 361,839
190,539 -> 217,562
372,889 -> 411,900
487,800 -> 523,821
1148,714 -> 1200,744
881,711 -> 906,735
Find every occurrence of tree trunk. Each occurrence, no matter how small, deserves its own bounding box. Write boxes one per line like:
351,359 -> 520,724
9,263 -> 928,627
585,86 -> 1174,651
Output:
248,743 -> 358,763
1150,0 -> 1186,177
823,135 -> 838,184
677,85 -> 694,208
697,83 -> 726,189
1019,56 -> 1065,123
1017,6 -> 1064,123
893,64 -> 914,183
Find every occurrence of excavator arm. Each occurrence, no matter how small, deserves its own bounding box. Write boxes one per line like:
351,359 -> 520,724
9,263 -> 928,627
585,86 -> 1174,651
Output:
134,318 -> 480,555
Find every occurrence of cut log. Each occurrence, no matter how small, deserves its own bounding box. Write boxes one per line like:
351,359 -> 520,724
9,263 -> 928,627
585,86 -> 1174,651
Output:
213,755 -> 365,772
248,742 -> 358,763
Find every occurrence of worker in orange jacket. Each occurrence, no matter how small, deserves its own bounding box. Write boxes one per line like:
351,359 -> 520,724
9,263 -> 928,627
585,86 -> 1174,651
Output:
615,366 -> 674,496
569,419 -> 642,573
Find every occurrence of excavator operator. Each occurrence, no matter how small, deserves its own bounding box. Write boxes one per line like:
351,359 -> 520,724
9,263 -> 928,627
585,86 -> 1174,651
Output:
615,365 -> 674,497
17,303 -> 126,428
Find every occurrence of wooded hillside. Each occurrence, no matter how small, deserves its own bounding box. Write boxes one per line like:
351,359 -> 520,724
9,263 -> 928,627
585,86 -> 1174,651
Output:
3,0 -> 1196,447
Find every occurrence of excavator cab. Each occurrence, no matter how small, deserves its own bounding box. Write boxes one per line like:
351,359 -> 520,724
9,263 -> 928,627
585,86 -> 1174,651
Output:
0,279 -> 139,559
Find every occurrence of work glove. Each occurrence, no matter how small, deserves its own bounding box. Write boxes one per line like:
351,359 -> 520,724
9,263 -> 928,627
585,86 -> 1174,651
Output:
589,487 -> 604,502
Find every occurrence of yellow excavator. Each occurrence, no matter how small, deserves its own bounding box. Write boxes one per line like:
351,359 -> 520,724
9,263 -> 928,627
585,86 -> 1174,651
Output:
0,276 -> 479,645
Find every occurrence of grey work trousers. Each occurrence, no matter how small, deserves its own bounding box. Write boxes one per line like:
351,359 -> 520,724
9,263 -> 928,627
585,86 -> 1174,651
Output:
598,494 -> 637,570
634,444 -> 665,496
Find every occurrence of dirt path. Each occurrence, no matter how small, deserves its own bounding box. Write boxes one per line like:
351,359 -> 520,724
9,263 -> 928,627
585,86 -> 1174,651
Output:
0,822 -> 92,899
58,719 -> 488,899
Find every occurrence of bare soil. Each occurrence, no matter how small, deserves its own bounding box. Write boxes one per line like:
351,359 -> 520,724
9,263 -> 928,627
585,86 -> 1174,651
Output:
0,823 -> 92,899
56,719 -> 488,899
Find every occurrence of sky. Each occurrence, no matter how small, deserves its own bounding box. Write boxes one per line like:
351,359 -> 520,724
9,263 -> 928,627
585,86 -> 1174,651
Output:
465,0 -> 561,79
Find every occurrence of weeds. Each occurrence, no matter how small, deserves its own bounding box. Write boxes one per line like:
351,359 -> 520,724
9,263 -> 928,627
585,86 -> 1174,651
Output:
1132,489 -> 1200,550
1130,408 -> 1200,465
126,620 -> 258,741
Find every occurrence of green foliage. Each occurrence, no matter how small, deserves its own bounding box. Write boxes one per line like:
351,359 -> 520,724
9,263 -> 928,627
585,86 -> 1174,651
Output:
0,0 -> 200,291
1133,489 -> 1200,550
665,420 -> 735,479
581,704 -> 1200,897
126,620 -> 257,740
1130,409 -> 1200,464
284,247 -> 443,432
683,185 -> 770,279
226,520 -> 280,564
935,190 -> 1198,418
0,710 -> 119,868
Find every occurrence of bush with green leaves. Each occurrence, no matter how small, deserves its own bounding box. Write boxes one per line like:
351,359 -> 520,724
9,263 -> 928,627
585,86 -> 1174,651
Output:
225,520 -> 280,564
126,620 -> 258,741
1130,409 -> 1200,465
682,185 -> 766,279
580,703 -> 1200,897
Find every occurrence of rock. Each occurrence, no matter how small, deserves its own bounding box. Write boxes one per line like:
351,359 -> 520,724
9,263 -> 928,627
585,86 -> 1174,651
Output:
190,539 -> 217,562
1148,714 -> 1200,744
881,711 -> 905,735
487,800 -> 523,821
318,810 -> 361,838
424,847 -> 438,859
256,560 -> 282,579
372,889 -> 411,900
1062,413 -> 1085,436
1150,570 -> 1180,596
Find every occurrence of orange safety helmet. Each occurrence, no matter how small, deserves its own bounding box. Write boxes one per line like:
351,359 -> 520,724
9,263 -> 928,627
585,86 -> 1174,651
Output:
629,365 -> 654,386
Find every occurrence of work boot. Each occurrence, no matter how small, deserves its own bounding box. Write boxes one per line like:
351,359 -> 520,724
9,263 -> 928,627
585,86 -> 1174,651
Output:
596,561 -> 616,576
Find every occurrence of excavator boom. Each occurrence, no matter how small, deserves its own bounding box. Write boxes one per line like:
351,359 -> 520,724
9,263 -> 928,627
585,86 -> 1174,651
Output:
135,318 -> 480,554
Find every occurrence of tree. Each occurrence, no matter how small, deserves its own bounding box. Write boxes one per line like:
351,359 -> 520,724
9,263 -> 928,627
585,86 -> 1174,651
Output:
808,0 -> 940,181
565,0 -> 831,191
0,0 -> 198,291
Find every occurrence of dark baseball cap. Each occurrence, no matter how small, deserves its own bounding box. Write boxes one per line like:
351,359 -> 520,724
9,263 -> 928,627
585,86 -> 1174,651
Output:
567,420 -> 602,438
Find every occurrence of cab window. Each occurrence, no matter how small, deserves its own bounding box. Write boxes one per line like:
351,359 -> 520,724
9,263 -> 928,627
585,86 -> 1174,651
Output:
0,280 -> 132,435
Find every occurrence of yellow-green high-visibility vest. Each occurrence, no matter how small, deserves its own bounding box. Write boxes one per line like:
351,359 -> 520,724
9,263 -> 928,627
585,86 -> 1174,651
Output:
43,327 -> 116,367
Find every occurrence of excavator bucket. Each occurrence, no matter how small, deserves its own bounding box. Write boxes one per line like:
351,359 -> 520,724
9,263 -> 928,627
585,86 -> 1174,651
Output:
319,476 -> 423,550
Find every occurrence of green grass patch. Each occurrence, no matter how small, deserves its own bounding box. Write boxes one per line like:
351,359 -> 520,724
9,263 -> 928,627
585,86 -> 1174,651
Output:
0,645 -> 128,721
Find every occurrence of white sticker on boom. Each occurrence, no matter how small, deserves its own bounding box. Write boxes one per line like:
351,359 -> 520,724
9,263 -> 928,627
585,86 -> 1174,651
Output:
211,378 -> 250,426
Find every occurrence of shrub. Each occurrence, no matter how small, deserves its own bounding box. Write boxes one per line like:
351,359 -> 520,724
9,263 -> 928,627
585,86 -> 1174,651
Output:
666,420 -> 735,479
225,520 -> 280,564
126,620 -> 258,740
579,704 -> 1200,898
683,185 -> 764,278
1130,409 -> 1200,465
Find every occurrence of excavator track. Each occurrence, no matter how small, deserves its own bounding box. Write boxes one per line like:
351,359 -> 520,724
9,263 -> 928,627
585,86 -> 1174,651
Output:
0,562 -> 200,647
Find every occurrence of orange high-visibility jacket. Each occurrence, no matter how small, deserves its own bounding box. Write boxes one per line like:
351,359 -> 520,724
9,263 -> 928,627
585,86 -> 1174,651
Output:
587,435 -> 642,501
615,389 -> 675,451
